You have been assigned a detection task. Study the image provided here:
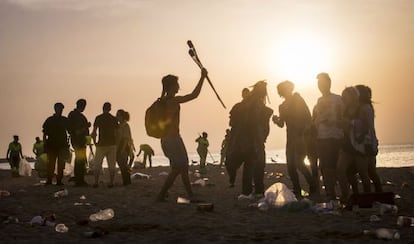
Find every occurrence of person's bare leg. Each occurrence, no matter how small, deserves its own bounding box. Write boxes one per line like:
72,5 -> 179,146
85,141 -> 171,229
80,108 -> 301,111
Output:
157,168 -> 180,201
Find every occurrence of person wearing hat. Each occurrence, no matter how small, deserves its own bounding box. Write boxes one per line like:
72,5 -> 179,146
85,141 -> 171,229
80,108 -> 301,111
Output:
6,135 -> 24,177
43,102 -> 69,185
273,80 -> 315,198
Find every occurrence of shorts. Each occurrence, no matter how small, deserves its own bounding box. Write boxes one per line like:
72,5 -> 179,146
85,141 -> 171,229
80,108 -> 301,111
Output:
161,135 -> 188,168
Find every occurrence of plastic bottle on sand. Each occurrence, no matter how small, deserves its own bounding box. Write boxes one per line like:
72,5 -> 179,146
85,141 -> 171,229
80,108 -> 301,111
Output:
89,208 -> 115,221
55,223 -> 69,233
397,216 -> 414,227
363,228 -> 400,240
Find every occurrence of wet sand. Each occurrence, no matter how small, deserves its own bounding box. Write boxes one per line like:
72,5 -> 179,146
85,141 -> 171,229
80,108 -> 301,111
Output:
0,164 -> 413,243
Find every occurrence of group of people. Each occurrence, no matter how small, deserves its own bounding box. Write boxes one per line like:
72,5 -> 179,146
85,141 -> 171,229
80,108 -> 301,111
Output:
222,72 -> 381,203
41,99 -> 151,187
5,67 -> 380,205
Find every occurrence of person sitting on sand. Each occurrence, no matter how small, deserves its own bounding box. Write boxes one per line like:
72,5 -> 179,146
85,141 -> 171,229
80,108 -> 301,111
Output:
7,135 -> 24,177
136,144 -> 155,168
156,68 -> 208,202
195,132 -> 209,174
273,81 -> 315,198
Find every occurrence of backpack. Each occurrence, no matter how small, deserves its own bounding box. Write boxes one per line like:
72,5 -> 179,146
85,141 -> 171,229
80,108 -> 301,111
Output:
145,98 -> 168,138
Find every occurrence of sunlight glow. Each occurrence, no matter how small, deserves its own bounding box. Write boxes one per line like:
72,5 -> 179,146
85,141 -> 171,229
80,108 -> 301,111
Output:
268,33 -> 334,88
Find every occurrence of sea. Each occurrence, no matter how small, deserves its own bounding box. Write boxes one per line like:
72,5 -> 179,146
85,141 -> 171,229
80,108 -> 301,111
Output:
1,144 -> 413,170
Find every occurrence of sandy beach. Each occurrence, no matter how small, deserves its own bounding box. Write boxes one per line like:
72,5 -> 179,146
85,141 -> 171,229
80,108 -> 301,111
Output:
1,163 -> 414,243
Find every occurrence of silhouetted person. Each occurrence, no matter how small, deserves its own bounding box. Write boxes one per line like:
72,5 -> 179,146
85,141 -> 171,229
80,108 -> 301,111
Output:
196,132 -> 209,174
355,85 -> 382,193
273,81 -> 315,197
313,73 -> 343,200
220,129 -> 231,167
116,109 -> 133,186
32,137 -> 44,158
136,144 -> 155,168
43,103 -> 69,185
305,112 -> 320,194
227,81 -> 273,199
226,87 -> 251,187
7,135 -> 24,177
156,68 -> 208,202
68,99 -> 90,187
91,102 -> 118,188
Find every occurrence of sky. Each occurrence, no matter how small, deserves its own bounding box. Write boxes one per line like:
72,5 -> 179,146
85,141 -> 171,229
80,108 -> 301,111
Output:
1,0 -> 413,157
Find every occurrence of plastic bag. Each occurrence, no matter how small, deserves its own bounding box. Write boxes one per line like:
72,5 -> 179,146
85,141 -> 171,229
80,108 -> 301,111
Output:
63,163 -> 73,176
264,182 -> 297,207
19,158 -> 32,176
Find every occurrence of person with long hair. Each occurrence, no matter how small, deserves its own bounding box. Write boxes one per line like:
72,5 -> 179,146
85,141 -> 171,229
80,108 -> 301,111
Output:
156,68 -> 208,202
116,109 -> 133,186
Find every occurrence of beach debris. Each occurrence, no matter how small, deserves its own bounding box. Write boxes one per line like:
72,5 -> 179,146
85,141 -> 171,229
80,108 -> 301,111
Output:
193,172 -> 201,178
177,197 -> 190,204
192,179 -> 206,187
63,163 -> 74,176
55,223 -> 69,233
131,172 -> 150,180
89,208 -> 114,222
0,190 -> 11,197
83,229 -> 108,238
220,172 -> 225,175
369,215 -> 381,222
197,203 -> 214,212
18,158 -> 32,176
397,216 -> 414,227
3,216 -> 19,224
372,201 -> 398,215
30,216 -> 44,225
80,195 -> 86,200
384,180 -> 395,186
158,171 -> 168,176
263,182 -> 297,207
311,200 -> 342,215
401,182 -> 409,188
74,202 -> 92,206
394,194 -> 401,199
30,215 -> 56,226
54,189 -> 69,198
363,228 -> 400,240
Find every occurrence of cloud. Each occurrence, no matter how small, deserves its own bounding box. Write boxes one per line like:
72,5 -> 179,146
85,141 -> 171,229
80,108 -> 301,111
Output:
5,0 -> 150,13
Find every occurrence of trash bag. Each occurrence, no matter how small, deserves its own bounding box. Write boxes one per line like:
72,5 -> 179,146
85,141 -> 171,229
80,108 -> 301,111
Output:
264,182 -> 297,207
35,153 -> 48,178
19,158 -> 32,176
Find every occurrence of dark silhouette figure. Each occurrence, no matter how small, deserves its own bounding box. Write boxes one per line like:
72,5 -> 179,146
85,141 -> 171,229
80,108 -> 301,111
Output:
227,81 -> 273,198
225,87 -> 251,187
156,68 -> 208,202
355,85 -> 382,193
32,137 -> 44,158
43,103 -> 69,185
6,135 -> 24,177
195,132 -> 209,174
68,99 -> 91,187
116,109 -> 133,186
91,102 -> 118,187
220,129 -> 231,167
136,144 -> 155,168
313,73 -> 343,200
273,81 -> 315,197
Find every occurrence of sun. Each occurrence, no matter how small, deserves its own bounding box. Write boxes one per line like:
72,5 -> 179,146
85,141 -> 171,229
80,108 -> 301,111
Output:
268,33 -> 334,88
